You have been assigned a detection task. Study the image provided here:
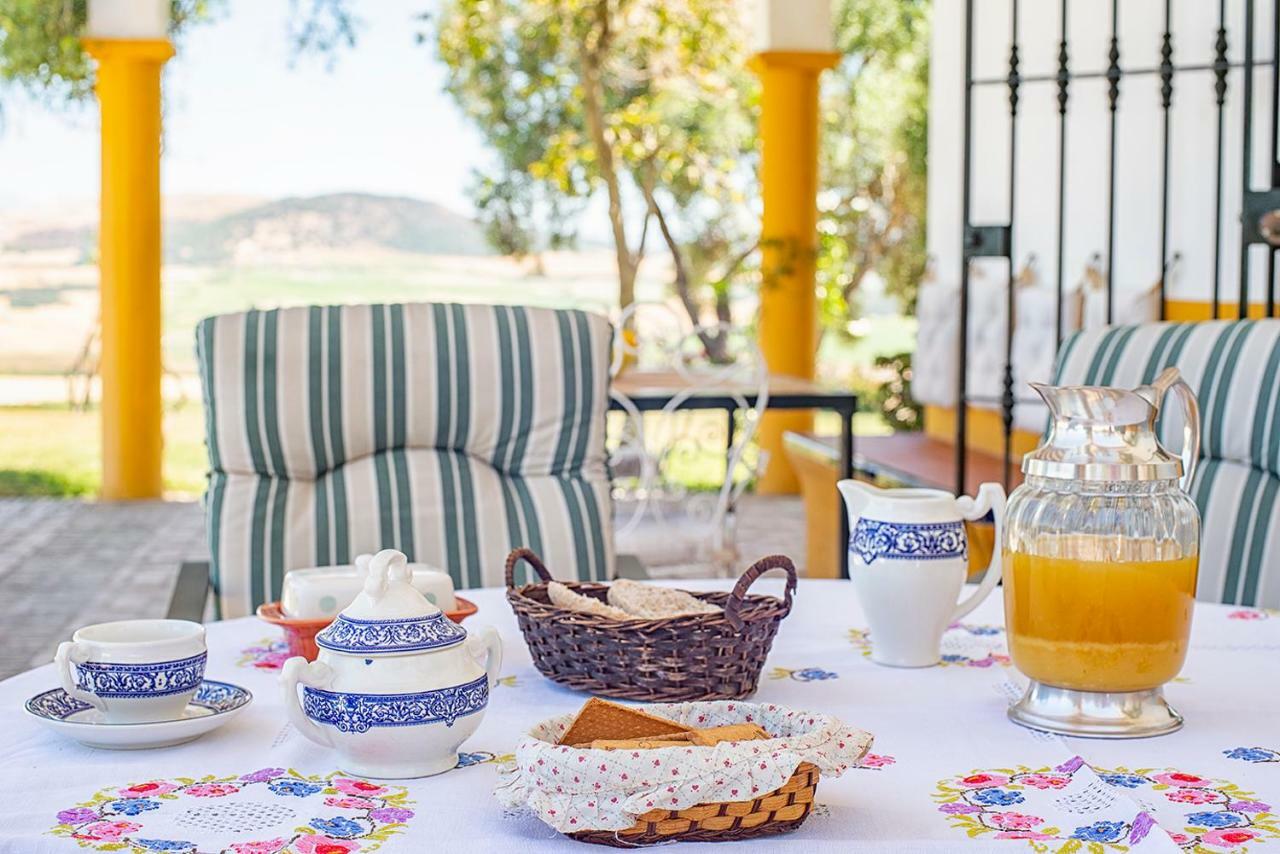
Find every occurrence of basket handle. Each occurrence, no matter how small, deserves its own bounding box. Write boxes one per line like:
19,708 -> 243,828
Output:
724,554 -> 798,630
505,548 -> 554,588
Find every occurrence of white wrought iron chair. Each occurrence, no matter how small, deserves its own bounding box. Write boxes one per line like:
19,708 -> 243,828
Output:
608,302 -> 769,578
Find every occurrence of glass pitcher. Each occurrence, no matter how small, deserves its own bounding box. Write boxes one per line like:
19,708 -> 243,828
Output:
1003,367 -> 1201,738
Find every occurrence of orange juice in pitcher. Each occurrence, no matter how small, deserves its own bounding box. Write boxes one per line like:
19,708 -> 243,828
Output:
1002,368 -> 1201,738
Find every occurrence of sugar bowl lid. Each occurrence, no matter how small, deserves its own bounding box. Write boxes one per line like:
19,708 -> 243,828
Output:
314,549 -> 466,655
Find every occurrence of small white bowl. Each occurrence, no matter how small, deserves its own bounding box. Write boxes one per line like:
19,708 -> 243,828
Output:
281,563 -> 457,619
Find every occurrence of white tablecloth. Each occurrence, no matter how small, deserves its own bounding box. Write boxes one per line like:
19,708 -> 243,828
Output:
2,580 -> 1279,853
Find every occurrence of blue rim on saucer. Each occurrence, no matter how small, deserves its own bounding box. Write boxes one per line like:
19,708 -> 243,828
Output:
25,679 -> 252,725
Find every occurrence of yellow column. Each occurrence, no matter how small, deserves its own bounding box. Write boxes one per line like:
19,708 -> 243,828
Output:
83,38 -> 173,500
751,50 -> 839,494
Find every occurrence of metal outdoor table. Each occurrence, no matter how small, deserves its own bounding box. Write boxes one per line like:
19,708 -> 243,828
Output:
610,370 -> 858,576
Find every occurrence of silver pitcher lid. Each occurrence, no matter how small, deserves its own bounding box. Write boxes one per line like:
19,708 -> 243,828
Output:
1023,368 -> 1198,483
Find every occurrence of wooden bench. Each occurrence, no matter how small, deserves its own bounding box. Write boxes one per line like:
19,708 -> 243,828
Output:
783,431 -> 1021,580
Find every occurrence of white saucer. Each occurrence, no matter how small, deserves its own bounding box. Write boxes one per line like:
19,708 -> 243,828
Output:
24,679 -> 252,749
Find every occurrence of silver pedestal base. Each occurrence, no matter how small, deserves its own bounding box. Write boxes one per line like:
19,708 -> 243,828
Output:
1008,681 -> 1183,739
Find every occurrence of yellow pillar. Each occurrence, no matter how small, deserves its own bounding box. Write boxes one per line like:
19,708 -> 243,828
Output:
83,38 -> 173,500
751,50 -> 839,494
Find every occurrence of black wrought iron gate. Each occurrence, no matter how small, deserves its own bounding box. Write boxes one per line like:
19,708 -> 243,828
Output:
955,0 -> 1280,494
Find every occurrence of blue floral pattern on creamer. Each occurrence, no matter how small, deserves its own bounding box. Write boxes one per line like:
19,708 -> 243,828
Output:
315,612 -> 467,654
302,674 -> 488,732
73,652 -> 207,698
850,519 -> 967,565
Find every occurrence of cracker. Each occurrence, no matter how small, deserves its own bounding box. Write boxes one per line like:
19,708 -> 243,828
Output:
585,736 -> 694,750
686,723 -> 771,746
558,698 -> 691,746
606,578 -> 722,618
548,582 -> 632,620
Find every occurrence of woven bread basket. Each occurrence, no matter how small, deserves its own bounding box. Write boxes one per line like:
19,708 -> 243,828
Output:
505,549 -> 797,702
570,761 -> 819,847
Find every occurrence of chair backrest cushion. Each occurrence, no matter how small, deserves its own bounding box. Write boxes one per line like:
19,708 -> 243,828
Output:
198,303 -> 614,617
1052,319 -> 1280,606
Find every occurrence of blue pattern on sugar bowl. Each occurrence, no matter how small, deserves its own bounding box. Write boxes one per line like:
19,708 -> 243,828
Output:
282,549 -> 502,779
316,612 -> 466,655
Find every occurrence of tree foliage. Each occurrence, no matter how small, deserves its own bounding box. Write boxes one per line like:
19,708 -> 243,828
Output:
436,0 -> 929,340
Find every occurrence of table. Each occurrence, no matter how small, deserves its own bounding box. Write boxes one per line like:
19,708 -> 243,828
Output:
2,581 -> 1279,852
611,371 -> 858,575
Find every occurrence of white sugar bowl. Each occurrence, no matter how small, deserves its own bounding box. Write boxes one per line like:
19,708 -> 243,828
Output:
281,549 -> 501,778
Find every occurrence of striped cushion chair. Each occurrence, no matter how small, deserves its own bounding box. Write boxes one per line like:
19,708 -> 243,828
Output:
1052,319 -> 1280,607
196,303 -> 614,618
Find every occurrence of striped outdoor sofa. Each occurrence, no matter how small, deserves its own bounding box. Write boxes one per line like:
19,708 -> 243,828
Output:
196,303 -> 614,618
1052,319 -> 1280,608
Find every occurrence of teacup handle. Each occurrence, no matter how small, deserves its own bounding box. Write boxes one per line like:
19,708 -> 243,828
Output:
55,642 -> 107,713
951,482 -> 1006,622
281,657 -> 336,748
466,626 -> 504,690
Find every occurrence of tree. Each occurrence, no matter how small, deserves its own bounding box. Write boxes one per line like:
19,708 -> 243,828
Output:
435,0 -> 928,348
434,0 -> 757,352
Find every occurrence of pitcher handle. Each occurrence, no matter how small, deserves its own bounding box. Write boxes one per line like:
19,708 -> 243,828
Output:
467,626 -> 504,690
1166,377 -> 1201,493
281,657 -> 336,748
55,642 -> 106,714
951,482 -> 1006,622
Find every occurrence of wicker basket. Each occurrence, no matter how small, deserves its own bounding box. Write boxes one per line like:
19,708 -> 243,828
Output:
505,549 -> 797,702
569,761 -> 819,847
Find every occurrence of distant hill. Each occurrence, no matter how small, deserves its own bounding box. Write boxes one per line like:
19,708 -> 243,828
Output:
2,193 -> 495,262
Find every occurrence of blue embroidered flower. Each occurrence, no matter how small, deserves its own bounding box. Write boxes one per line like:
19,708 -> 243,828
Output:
457,752 -> 493,768
268,779 -> 323,797
793,668 -> 837,681
1187,811 -> 1246,829
109,798 -> 160,816
1225,747 -> 1280,763
941,654 -> 968,664
1071,821 -> 1126,843
310,816 -> 365,838
1101,774 -> 1148,789
965,625 -> 1003,636
135,841 -> 194,852
970,788 -> 1024,806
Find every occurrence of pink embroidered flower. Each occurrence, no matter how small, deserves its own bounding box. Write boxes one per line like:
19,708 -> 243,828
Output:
858,753 -> 896,768
332,778 -> 388,797
1150,771 -> 1213,788
1019,774 -> 1070,790
990,812 -> 1044,830
938,802 -> 983,814
1167,787 -> 1221,804
187,783 -> 240,798
231,840 -> 288,854
294,835 -> 362,854
1202,828 -> 1259,848
958,773 -> 1009,788
325,796 -> 377,810
1228,609 -> 1266,620
117,781 -> 179,798
73,821 -> 140,841
253,652 -> 290,669
1168,832 -> 1194,845
995,831 -> 1053,840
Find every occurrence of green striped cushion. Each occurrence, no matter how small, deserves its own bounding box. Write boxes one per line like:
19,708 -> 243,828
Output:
1052,320 -> 1280,606
197,303 -> 614,618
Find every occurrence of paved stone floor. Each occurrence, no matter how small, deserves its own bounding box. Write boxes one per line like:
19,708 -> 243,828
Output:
0,495 -> 806,681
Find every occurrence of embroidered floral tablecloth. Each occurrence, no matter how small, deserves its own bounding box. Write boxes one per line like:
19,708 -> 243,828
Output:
1,580 -> 1278,853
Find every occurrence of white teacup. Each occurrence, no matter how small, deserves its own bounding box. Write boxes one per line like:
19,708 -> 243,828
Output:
55,619 -> 207,723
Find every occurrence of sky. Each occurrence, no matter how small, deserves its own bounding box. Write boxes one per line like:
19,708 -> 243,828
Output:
0,0 -> 488,216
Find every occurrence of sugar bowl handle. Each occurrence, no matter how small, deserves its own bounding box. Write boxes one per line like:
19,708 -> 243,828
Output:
54,641 -> 106,713
467,626 -> 504,690
281,657 -> 336,748
951,482 -> 1006,622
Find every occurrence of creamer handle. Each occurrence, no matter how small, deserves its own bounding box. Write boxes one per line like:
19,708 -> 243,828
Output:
467,626 -> 504,690
951,482 -> 1006,622
55,642 -> 106,713
281,658 -> 336,748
